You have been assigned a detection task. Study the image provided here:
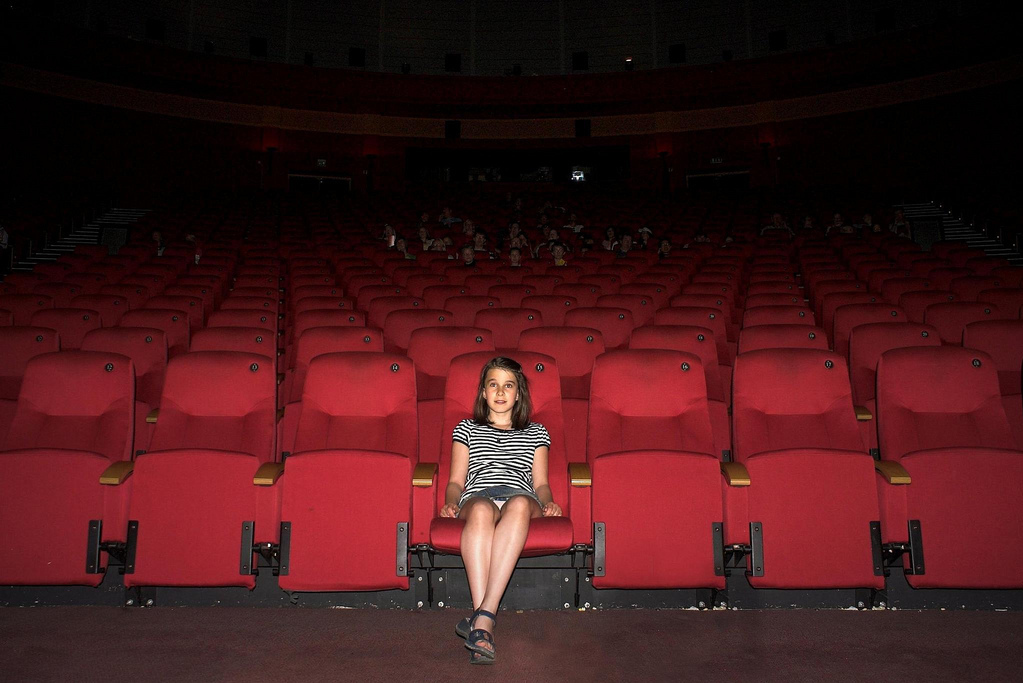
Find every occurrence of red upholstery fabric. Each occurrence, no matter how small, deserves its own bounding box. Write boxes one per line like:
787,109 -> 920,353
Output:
0,326 -> 60,400
120,308 -> 191,358
32,282 -> 83,308
473,307 -> 543,349
294,352 -> 418,456
847,323 -> 941,406
565,307 -> 635,349
977,288 -> 1023,320
618,283 -> 674,308
221,296 -> 279,315
653,307 -> 729,366
82,327 -> 168,408
519,326 -> 605,401
0,309 -> 11,326
63,272 -> 109,295
290,309 -> 366,360
30,308 -> 102,349
923,302 -> 1000,345
100,283 -> 151,309
949,276 -> 1004,302
406,326 -> 494,401
521,295 -> 578,326
278,450 -> 413,590
880,277 -> 933,305
367,295 -> 426,329
163,286 -> 215,322
898,448 -> 1023,588
819,291 -> 879,335
125,449 -> 269,589
831,303 -> 907,358
3,351 -> 135,461
732,349 -> 881,588
745,449 -> 884,589
150,351 -> 277,461
928,267 -> 972,290
145,295 -> 204,331
737,324 -> 829,354
430,516 -> 573,557
381,308 -> 453,353
421,284 -> 469,309
66,294 -> 128,327
521,274 -> 565,294
553,283 -> 603,307
962,320 -> 1023,398
0,450 -> 115,586
443,295 -> 501,327
577,273 -> 622,295
876,347 -> 1015,459
898,290 -> 957,324
484,284 -> 534,308
628,325 -> 724,403
287,326 -> 383,402
404,274 -> 448,298
732,349 -> 863,461
463,274 -> 506,297
0,293 -> 55,325
587,350 -> 723,588
810,280 -> 867,322
596,294 -> 657,327
208,309 -> 277,333
742,305 -> 815,329
355,284 -> 407,312
190,326 -> 277,366
744,293 -> 805,309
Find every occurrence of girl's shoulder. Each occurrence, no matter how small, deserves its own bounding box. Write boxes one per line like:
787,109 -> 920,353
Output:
525,421 -> 549,435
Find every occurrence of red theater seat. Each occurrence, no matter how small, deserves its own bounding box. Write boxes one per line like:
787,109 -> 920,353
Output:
875,347 -> 1023,587
71,294 -> 130,327
0,293 -> 55,326
737,324 -> 829,354
145,294 -> 204,332
962,320 -> 1023,449
0,326 -> 61,436
924,302 -> 1000,344
286,326 -> 384,404
443,295 -> 501,327
654,306 -> 730,366
977,288 -> 1023,319
521,295 -> 578,326
732,349 -> 883,590
31,308 -> 102,349
831,303 -> 907,358
564,307 -> 635,349
429,351 -> 573,555
125,351 -> 278,589
382,308 -> 454,353
585,349 -> 725,589
553,283 -> 603,307
742,305 -> 815,329
208,308 -> 278,334
32,282 -> 83,308
0,351 -> 135,585
473,307 -> 543,351
100,284 -> 151,309
277,353 -> 420,591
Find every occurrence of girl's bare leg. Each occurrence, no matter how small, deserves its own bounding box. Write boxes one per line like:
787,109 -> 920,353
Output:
471,496 -> 541,655
459,498 -> 499,609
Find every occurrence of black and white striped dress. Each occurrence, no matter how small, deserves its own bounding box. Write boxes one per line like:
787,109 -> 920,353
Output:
453,420 -> 551,505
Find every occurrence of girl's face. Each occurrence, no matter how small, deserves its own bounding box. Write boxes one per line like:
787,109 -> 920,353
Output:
606,227 -> 615,239
418,227 -> 428,240
483,368 -> 518,418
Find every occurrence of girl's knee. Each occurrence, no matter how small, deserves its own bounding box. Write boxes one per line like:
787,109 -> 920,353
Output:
503,495 -> 537,517
461,499 -> 497,524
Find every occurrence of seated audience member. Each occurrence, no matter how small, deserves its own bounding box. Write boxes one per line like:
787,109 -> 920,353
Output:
507,247 -> 525,267
870,224 -> 883,234
418,226 -> 435,250
825,213 -> 855,236
396,237 -> 416,260
601,227 -> 619,252
636,226 -> 653,249
439,207 -> 462,226
889,209 -> 912,238
563,213 -> 584,234
431,238 -> 450,253
657,238 -> 673,259
855,213 -> 875,232
152,230 -> 166,257
381,223 -> 397,246
615,234 -> 634,258
760,213 -> 794,238
463,220 -> 477,241
550,243 -> 569,267
801,215 -> 818,231
461,244 -> 477,267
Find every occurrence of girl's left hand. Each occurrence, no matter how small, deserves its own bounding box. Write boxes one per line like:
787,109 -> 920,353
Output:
542,502 -> 562,517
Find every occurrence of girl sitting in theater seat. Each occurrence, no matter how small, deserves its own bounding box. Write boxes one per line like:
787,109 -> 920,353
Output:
440,356 -> 562,665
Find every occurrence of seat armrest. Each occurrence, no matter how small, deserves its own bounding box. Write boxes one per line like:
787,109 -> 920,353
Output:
568,462 -> 591,487
277,372 -> 285,386
412,462 -> 437,487
146,409 -> 159,424
253,462 -> 285,486
720,461 -> 750,486
99,461 -> 134,485
854,405 -> 873,421
875,460 -> 911,484
276,407 -> 286,423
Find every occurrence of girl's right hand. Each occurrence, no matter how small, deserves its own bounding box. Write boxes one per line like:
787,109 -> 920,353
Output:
439,503 -> 460,518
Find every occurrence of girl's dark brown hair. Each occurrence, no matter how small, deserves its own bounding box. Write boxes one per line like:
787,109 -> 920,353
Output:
473,356 -> 533,430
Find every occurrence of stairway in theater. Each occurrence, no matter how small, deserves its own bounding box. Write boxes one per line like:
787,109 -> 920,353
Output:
12,208 -> 149,272
898,200 -> 1023,265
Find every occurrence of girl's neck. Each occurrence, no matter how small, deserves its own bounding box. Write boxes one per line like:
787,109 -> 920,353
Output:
488,415 -> 513,430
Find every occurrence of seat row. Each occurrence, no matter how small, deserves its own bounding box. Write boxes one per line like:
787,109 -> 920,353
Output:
1,343 -> 1021,594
